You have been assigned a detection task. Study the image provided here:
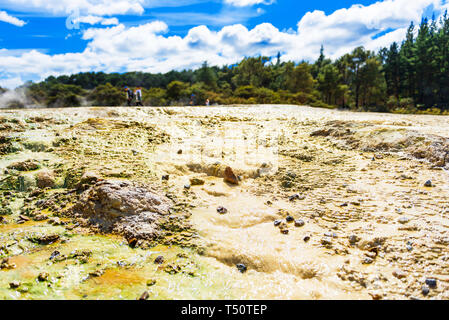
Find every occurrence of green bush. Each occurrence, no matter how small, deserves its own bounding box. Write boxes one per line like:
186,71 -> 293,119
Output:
254,87 -> 280,104
386,96 -> 399,111
392,97 -> 416,114
235,85 -> 257,99
399,97 -> 414,109
143,88 -> 167,106
45,84 -> 85,108
89,83 -> 126,106
166,81 -> 189,101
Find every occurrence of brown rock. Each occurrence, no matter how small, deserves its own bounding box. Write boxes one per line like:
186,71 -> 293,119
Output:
36,170 -> 55,189
139,291 -> 150,300
30,234 -> 60,245
7,160 -> 40,171
80,171 -> 100,184
33,214 -> 48,221
128,238 -> 138,248
224,166 -> 239,185
189,178 -> 205,186
1,258 -> 16,270
37,272 -> 49,282
369,292 -> 383,300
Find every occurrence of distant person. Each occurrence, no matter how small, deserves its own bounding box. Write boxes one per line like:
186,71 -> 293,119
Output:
135,87 -> 143,106
189,93 -> 195,106
205,99 -> 210,106
125,86 -> 134,106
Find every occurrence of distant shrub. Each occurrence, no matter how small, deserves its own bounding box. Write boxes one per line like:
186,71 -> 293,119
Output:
399,97 -> 415,109
46,84 -> 85,108
143,87 -> 167,106
392,97 -> 416,114
386,96 -> 399,111
89,83 -> 125,106
416,107 -> 442,115
235,86 -> 257,99
166,81 -> 189,101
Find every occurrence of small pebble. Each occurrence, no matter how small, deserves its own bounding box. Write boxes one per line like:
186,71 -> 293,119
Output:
321,237 -> 333,246
38,272 -> 49,282
421,285 -> 430,296
425,278 -> 437,289
147,279 -> 157,286
217,206 -> 228,214
128,238 -> 138,248
398,217 -> 410,224
154,256 -> 164,264
294,219 -> 305,227
349,235 -> 360,244
288,194 -> 303,201
393,269 -> 407,279
139,291 -> 150,300
236,264 -> 247,273
424,180 -> 433,187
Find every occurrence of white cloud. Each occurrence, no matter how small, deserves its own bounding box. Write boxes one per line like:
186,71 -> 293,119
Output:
0,0 -> 448,89
0,10 -> 26,27
0,0 -> 145,16
224,0 -> 275,6
0,0 -> 214,17
75,15 -> 119,26
0,76 -> 25,90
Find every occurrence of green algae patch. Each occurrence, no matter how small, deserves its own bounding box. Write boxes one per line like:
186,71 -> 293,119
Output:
0,227 -> 234,300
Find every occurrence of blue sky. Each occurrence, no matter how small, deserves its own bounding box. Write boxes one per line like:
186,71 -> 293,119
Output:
0,0 -> 447,88
1,1 -> 377,54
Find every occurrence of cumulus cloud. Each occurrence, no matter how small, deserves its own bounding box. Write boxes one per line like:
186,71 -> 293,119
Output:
0,0 -> 447,89
0,10 -> 26,27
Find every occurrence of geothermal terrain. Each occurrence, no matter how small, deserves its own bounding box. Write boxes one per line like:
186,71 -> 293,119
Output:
0,105 -> 448,300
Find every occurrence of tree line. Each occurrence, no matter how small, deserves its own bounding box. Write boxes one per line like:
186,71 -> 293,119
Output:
2,13 -> 449,114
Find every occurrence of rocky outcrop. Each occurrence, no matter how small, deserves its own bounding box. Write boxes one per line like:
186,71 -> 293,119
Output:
71,180 -> 171,240
311,120 -> 449,168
